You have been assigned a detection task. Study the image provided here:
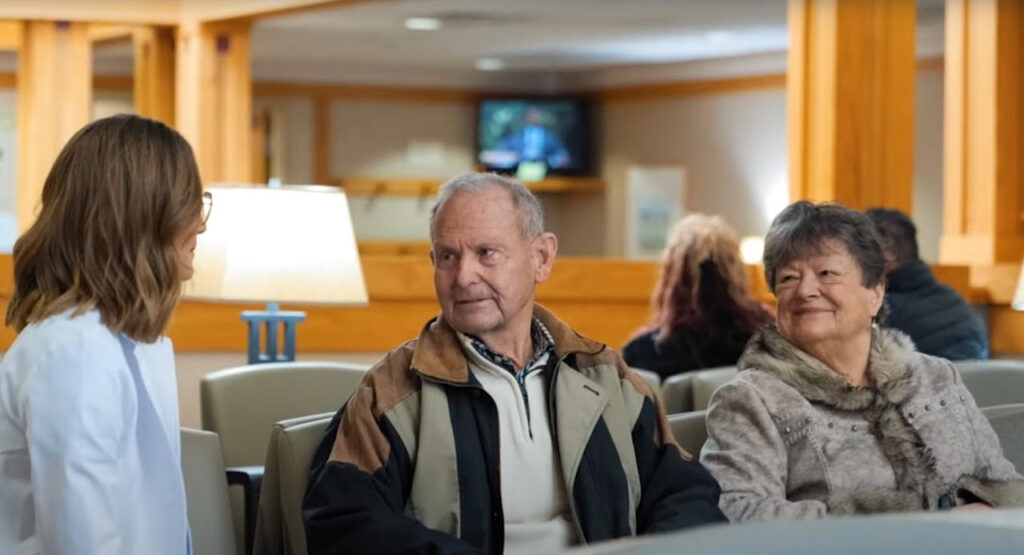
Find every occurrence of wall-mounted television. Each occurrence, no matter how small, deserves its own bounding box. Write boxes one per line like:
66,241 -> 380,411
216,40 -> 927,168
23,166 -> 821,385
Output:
476,98 -> 593,177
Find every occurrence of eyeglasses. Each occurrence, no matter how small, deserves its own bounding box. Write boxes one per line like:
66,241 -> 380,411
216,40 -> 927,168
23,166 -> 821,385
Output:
201,191 -> 213,225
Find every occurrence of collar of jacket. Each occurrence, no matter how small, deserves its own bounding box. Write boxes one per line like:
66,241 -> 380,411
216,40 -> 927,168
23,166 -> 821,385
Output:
739,323 -> 918,409
885,259 -> 935,293
410,303 -> 606,384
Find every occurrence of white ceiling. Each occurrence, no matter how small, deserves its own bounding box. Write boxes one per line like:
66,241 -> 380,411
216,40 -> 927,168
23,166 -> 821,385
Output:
78,0 -> 948,89
253,0 -> 792,70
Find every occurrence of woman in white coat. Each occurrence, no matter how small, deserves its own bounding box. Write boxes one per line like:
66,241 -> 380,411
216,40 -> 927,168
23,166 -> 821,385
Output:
0,114 -> 210,554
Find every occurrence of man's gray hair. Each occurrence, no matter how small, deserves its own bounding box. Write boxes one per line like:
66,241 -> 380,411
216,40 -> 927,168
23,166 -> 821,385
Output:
429,172 -> 544,238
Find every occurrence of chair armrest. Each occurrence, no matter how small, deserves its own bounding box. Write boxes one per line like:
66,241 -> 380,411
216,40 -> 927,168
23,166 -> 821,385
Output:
226,465 -> 264,555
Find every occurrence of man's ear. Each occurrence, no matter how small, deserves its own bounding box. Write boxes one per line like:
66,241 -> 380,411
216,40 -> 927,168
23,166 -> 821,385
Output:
532,232 -> 558,283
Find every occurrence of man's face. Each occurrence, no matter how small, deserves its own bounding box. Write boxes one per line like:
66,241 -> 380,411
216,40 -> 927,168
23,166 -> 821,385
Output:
430,186 -> 556,343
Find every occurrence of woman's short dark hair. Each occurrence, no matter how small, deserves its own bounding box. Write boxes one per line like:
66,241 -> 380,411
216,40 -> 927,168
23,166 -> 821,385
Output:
763,201 -> 886,293
6,114 -> 203,342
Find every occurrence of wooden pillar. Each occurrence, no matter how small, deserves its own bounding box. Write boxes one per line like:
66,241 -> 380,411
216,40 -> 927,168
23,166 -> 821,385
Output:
16,20 -> 91,233
940,0 -> 1024,265
175,19 -> 252,183
133,25 -> 175,125
787,0 -> 916,211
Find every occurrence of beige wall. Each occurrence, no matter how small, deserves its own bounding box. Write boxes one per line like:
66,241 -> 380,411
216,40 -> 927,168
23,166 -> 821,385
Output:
599,71 -> 945,260
600,88 -> 789,257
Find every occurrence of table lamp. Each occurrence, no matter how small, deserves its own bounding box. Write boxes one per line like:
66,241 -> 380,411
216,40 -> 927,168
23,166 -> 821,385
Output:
183,184 -> 368,363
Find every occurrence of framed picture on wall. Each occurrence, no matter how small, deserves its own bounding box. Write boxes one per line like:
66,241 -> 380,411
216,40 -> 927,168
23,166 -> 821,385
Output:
624,165 -> 686,259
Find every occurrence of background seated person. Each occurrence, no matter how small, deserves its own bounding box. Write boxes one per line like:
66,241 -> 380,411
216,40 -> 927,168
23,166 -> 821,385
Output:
865,207 -> 988,360
701,201 -> 1024,522
623,214 -> 772,379
303,173 -> 726,555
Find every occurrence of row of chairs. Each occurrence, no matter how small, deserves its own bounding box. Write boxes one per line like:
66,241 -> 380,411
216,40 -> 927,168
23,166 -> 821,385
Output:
654,359 -> 1024,414
182,402 -> 1024,555
196,358 -> 1024,554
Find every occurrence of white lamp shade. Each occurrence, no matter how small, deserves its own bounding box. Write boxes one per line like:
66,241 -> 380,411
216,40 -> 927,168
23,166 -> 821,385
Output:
183,185 -> 368,305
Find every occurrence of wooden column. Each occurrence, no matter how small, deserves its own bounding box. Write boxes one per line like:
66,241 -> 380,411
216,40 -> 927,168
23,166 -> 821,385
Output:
133,25 -> 175,125
940,0 -> 1024,265
16,20 -> 91,233
787,0 -> 916,211
175,19 -> 252,183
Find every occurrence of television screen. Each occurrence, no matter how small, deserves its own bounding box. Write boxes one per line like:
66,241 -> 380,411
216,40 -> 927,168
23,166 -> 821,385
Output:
476,98 -> 591,176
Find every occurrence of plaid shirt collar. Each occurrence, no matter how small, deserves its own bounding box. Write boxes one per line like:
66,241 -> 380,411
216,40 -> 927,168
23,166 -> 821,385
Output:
462,318 -> 555,376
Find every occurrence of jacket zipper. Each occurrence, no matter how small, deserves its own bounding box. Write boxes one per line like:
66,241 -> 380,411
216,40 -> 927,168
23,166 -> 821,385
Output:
417,348 -> 594,549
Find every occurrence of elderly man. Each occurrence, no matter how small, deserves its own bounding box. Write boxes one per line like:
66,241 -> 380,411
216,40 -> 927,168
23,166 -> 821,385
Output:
303,173 -> 725,555
865,207 -> 988,360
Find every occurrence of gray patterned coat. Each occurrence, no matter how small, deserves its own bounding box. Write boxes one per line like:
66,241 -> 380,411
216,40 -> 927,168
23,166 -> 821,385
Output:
700,324 -> 1024,522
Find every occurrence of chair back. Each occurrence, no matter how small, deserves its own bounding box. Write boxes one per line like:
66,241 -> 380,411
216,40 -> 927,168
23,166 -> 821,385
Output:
667,410 -> 708,458
660,366 -> 737,414
660,372 -> 696,414
982,403 -> 1024,472
181,428 -> 238,555
254,413 -> 334,555
691,367 -> 738,411
954,360 -> 1024,409
201,361 -> 367,466
631,368 -> 662,395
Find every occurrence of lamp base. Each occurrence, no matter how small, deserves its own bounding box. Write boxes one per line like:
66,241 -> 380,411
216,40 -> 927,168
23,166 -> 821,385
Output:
241,302 -> 306,364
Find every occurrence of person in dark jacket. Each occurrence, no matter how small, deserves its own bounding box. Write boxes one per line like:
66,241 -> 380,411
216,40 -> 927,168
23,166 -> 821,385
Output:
865,207 -> 988,360
623,214 -> 772,379
302,173 -> 726,555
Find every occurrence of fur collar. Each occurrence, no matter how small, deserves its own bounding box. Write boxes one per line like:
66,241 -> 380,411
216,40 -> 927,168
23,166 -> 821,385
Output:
739,324 -> 1024,513
738,323 -> 918,409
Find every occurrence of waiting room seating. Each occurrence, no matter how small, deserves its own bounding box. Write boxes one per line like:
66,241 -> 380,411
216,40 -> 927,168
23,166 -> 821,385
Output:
954,359 -> 1024,408
201,361 -> 368,555
253,413 -> 335,555
660,366 -> 737,414
982,403 -> 1024,472
631,368 -> 662,396
667,410 -> 708,457
181,428 -> 237,555
201,361 -> 368,466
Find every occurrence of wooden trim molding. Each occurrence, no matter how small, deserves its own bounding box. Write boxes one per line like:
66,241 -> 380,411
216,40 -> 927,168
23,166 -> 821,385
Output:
0,55 -> 946,101
597,73 -> 786,102
253,80 -> 482,103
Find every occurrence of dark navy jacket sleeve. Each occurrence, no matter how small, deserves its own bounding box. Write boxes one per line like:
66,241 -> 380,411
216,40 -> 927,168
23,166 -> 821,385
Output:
303,404 -> 484,555
631,398 -> 728,532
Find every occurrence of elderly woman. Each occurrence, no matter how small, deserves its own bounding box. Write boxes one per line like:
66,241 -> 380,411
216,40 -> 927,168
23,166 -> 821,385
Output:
701,201 -> 1024,521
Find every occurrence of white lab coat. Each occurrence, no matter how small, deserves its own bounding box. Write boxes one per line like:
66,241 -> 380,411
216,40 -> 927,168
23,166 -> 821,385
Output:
0,309 -> 189,555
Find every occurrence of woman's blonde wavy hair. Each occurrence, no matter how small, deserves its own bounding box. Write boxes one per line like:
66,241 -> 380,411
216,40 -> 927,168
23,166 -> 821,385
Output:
647,213 -> 769,343
6,114 -> 203,342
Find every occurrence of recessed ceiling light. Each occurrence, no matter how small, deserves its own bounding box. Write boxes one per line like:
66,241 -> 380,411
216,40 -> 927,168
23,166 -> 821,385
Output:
475,57 -> 505,71
404,17 -> 442,31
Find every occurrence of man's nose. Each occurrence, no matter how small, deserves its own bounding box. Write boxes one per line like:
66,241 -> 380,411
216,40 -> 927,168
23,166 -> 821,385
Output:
455,256 -> 479,287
